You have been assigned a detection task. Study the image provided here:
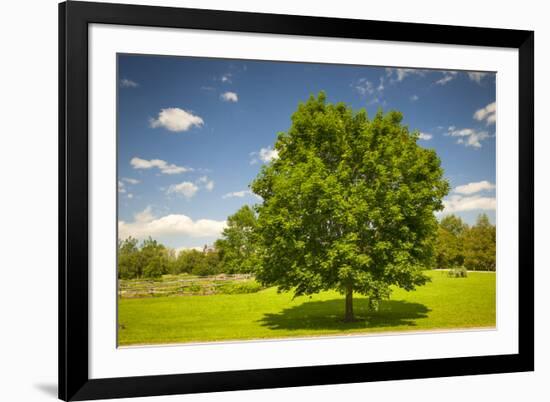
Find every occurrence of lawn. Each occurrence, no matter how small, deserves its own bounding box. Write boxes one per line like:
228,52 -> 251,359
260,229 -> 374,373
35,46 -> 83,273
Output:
118,270 -> 496,346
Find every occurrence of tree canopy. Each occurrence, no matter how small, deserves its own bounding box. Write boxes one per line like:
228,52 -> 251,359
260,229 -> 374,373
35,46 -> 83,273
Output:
251,92 -> 449,320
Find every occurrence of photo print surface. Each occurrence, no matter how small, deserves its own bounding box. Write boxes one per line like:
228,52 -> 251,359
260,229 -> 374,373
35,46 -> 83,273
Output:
116,54 -> 496,346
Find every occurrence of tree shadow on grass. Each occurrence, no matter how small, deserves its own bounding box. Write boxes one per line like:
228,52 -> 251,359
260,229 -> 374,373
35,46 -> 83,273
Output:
258,298 -> 430,331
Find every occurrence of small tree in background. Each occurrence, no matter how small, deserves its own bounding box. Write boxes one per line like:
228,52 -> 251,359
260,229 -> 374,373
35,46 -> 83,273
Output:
139,237 -> 171,278
174,249 -> 204,274
118,237 -> 174,279
143,256 -> 165,278
463,214 -> 496,271
440,214 -> 468,237
118,237 -> 141,279
215,205 -> 260,273
252,93 -> 449,321
193,249 -> 222,276
434,215 -> 467,268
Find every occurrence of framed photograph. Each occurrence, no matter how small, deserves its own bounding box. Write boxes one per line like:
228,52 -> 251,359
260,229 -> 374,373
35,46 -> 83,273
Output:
59,1 -> 534,400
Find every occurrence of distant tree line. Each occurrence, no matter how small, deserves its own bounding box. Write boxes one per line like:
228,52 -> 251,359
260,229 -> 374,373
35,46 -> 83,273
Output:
118,205 -> 259,279
118,207 -> 496,280
434,213 -> 496,271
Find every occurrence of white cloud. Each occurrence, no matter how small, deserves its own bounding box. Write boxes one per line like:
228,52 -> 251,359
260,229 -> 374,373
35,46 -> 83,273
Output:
175,246 -> 205,255
222,190 -> 250,199
434,71 -> 458,86
354,78 -> 376,95
122,177 -> 140,185
438,181 -> 497,214
467,72 -> 489,83
454,180 -> 496,195
221,73 -> 232,83
418,132 -> 432,140
119,177 -> 140,195
220,91 -> 238,102
130,157 -> 192,175
135,206 -> 155,223
385,68 -> 425,82
410,94 -> 419,101
353,77 -> 385,103
119,207 -> 226,240
377,77 -> 385,92
197,176 -> 214,191
435,76 -> 453,86
473,102 -> 496,125
441,194 -> 496,214
447,127 -> 491,148
150,108 -> 204,132
259,147 -> 279,162
120,78 -> 139,88
250,146 -> 279,164
222,190 -> 262,200
167,181 -> 199,199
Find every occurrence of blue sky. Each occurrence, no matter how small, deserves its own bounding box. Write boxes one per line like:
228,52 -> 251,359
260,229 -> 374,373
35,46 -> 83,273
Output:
117,54 -> 496,250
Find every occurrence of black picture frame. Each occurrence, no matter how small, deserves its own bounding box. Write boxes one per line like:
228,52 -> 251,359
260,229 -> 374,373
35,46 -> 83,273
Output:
59,1 -> 534,400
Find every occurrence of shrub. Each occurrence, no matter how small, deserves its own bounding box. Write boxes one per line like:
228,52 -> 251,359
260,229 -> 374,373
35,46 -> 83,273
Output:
186,283 -> 203,294
447,266 -> 468,278
217,280 -> 263,294
192,262 -> 216,277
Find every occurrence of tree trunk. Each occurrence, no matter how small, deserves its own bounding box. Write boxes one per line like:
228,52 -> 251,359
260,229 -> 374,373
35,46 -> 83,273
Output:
344,284 -> 354,322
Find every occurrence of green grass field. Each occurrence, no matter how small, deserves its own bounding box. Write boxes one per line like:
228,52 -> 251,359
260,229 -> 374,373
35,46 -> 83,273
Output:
118,270 -> 495,346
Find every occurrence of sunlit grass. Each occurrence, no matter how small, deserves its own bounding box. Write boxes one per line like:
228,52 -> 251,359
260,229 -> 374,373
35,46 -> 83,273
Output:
118,270 -> 495,346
